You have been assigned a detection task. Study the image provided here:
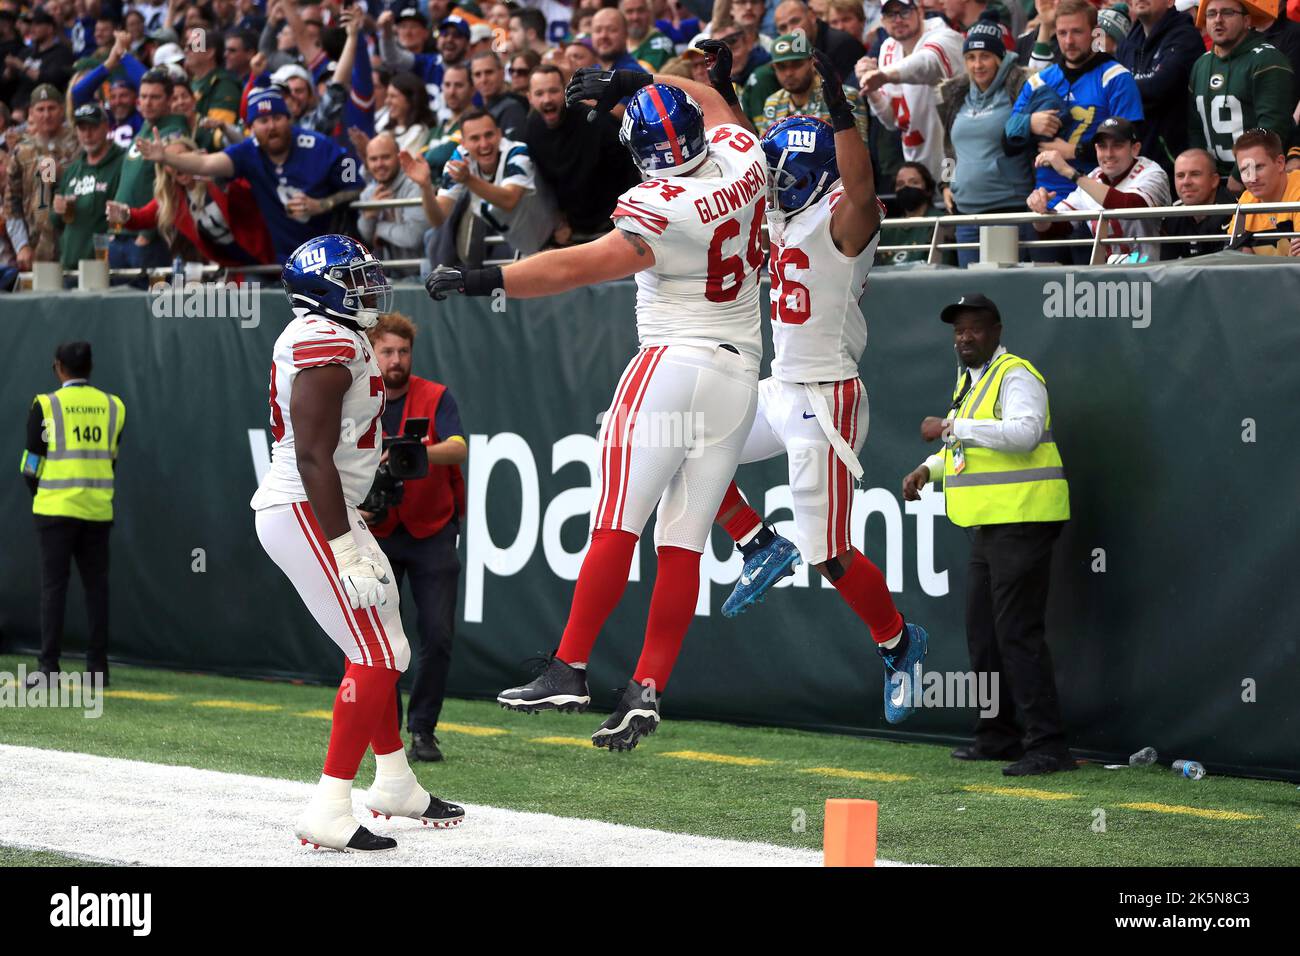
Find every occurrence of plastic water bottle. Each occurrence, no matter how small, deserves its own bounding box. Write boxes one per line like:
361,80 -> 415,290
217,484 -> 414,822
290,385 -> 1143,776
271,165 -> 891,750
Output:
1129,746 -> 1158,767
1173,759 -> 1206,780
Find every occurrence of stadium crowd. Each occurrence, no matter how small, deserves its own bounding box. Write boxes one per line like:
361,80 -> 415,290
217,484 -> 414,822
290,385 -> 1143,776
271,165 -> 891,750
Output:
2,0 -> 1300,287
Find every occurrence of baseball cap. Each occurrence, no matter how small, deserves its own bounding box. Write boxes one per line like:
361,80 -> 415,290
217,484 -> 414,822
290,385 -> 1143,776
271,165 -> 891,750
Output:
439,15 -> 471,37
30,8 -> 55,26
1093,116 -> 1138,143
1096,4 -> 1130,45
73,103 -> 108,126
394,5 -> 427,25
152,42 -> 185,67
29,83 -> 62,104
271,63 -> 313,88
771,32 -> 813,63
940,293 -> 1002,325
881,0 -> 919,10
469,22 -> 495,44
147,26 -> 179,44
245,87 -> 291,124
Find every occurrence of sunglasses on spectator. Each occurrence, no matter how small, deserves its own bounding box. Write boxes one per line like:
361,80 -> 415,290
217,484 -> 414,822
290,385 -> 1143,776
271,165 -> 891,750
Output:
718,31 -> 744,47
881,8 -> 915,19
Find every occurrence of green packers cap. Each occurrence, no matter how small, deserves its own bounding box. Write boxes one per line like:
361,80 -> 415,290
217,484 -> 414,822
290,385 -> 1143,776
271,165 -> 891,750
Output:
771,32 -> 813,63
73,102 -> 108,126
29,83 -> 62,104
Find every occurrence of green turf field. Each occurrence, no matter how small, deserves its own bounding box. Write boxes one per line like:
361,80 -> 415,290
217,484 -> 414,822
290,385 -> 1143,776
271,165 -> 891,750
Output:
1,655 -> 1296,866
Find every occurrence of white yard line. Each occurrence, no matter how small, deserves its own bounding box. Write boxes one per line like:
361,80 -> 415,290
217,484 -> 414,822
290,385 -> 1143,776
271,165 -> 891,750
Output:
0,744 -> 914,867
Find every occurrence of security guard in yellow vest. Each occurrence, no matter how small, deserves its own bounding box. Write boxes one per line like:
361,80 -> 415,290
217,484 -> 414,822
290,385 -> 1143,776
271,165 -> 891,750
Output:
19,342 -> 125,688
902,295 -> 1073,777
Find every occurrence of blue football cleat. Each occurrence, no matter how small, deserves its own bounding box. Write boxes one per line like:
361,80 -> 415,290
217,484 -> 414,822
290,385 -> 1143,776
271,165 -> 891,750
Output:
721,534 -> 802,618
879,623 -> 928,724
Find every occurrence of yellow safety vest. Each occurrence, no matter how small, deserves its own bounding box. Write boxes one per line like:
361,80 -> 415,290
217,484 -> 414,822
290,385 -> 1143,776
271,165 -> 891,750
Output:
27,385 -> 125,521
941,352 -> 1069,528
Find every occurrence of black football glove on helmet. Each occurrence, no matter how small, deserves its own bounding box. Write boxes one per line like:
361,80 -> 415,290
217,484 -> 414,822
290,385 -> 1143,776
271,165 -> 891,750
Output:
694,38 -> 739,106
565,66 -> 652,120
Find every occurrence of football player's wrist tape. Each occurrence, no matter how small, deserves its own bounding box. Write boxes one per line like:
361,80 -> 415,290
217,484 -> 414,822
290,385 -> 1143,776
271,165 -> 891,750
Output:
462,266 -> 503,297
328,531 -> 389,610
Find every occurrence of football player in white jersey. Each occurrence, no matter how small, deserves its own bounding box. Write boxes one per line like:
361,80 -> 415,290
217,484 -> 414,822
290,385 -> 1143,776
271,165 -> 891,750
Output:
712,51 -> 931,724
856,0 -> 964,184
425,66 -> 766,750
252,235 -> 464,852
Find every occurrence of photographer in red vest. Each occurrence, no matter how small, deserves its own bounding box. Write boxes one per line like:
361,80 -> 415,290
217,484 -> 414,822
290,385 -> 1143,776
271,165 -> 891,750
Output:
363,313 -> 467,762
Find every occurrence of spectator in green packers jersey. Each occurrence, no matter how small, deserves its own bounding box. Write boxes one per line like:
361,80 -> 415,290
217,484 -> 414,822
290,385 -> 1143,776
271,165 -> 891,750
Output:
1188,0 -> 1295,190
622,0 -> 677,70
109,68 -> 189,278
51,105 -> 126,272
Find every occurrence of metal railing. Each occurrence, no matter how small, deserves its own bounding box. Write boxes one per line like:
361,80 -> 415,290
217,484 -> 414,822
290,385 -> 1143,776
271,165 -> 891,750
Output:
14,199 -> 1300,290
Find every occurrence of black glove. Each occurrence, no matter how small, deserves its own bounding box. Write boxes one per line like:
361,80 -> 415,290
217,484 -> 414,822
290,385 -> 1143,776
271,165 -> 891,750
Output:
811,49 -> 855,134
694,38 -> 738,106
565,66 -> 651,121
425,264 -> 504,300
424,264 -> 465,301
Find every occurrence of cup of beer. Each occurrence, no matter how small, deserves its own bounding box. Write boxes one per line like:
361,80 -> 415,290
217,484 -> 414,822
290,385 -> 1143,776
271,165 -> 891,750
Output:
93,233 -> 112,262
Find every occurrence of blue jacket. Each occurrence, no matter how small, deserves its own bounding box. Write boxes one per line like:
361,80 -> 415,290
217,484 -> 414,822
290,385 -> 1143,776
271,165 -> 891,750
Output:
1117,9 -> 1204,175
1006,52 -> 1144,205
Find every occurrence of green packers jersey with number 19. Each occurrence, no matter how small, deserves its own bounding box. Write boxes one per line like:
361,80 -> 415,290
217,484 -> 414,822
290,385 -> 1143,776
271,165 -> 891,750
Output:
1188,32 -> 1295,177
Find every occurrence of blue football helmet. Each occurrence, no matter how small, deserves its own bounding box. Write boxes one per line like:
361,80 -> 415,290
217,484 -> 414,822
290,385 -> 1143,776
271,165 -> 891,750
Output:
282,234 -> 393,329
761,115 -> 839,219
620,84 -> 708,177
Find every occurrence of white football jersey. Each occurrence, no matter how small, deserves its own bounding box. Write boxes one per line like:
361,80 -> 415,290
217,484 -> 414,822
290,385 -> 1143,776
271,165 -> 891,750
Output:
1055,158 -> 1171,261
768,187 -> 879,383
876,19 -> 964,182
250,310 -> 385,511
612,123 -> 768,362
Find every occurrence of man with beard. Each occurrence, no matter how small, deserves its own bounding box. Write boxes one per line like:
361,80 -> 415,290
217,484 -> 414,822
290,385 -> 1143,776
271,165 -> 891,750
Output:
856,0 -> 964,184
1006,0 -> 1143,226
523,64 -> 639,243
5,85 -> 79,271
1189,0 -> 1294,185
592,7 -> 645,73
621,0 -> 675,70
743,0 -> 864,120
758,32 -> 869,139
137,87 -> 359,261
357,132 -> 429,264
361,311 -> 468,764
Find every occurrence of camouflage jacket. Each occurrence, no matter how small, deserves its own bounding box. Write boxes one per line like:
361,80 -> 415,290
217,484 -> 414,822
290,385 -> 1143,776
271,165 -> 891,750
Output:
756,78 -> 871,144
5,126 -> 79,262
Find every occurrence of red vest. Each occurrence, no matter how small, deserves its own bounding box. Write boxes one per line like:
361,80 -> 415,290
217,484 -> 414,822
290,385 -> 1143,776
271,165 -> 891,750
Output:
371,376 -> 466,540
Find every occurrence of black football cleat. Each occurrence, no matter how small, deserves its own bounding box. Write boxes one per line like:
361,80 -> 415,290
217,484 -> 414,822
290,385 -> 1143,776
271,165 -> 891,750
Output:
343,826 -> 398,851
591,680 -> 660,752
497,656 -> 590,713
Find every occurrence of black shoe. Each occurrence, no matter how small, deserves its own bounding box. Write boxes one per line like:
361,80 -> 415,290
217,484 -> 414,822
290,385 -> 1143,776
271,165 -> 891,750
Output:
952,744 -> 1024,761
591,680 -> 660,752
1002,751 -> 1077,777
497,657 -> 590,713
416,795 -> 465,829
344,826 -> 398,852
409,732 -> 444,762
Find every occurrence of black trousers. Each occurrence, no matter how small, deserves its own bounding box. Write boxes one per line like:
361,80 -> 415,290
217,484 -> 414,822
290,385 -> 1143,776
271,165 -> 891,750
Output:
378,521 -> 460,735
35,515 -> 112,676
965,521 -> 1067,756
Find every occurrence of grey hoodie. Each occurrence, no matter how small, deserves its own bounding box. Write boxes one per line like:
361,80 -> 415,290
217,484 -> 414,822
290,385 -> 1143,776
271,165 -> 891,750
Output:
939,53 -> 1035,214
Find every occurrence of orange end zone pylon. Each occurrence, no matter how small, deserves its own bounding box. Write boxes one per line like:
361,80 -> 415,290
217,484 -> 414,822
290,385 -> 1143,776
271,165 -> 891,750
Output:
823,798 -> 878,867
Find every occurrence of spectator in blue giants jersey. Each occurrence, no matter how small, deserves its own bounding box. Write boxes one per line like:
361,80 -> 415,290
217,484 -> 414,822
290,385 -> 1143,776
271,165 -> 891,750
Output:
134,88 -> 362,262
1005,0 -> 1144,212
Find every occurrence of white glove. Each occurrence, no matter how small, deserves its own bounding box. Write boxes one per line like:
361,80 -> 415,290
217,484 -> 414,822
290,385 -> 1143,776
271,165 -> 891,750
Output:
328,532 -> 389,610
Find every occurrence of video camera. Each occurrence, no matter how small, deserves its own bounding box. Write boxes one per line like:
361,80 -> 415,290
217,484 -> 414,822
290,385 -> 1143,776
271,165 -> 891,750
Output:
359,417 -> 430,524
